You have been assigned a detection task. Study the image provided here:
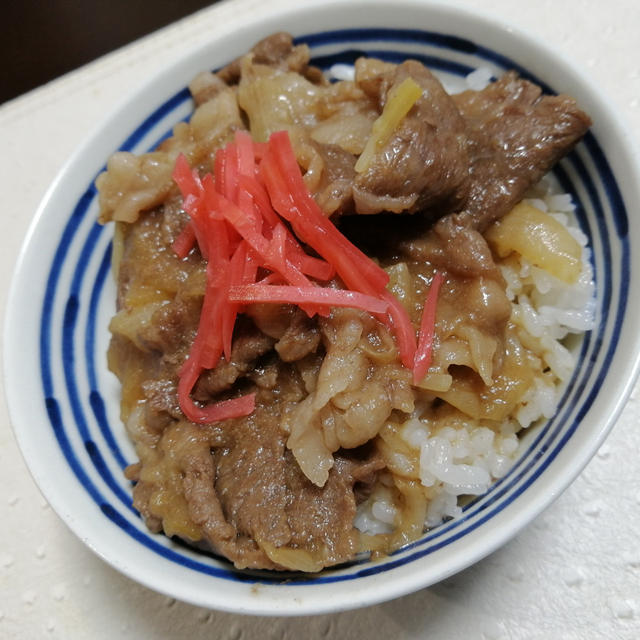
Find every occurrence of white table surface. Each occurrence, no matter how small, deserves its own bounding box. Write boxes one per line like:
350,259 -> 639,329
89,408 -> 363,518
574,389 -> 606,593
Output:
1,0 -> 639,637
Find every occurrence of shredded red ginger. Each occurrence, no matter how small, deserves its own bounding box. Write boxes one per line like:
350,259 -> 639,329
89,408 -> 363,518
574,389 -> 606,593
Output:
170,129 -> 443,424
413,271 -> 444,384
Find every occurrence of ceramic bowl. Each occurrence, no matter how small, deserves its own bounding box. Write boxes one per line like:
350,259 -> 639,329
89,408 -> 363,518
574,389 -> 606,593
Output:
5,0 -> 640,616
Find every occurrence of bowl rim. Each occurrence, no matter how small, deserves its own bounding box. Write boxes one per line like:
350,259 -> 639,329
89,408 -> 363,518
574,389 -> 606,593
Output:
5,0 -> 640,616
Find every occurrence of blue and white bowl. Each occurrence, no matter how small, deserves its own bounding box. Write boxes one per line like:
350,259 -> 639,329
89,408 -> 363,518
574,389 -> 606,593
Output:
5,0 -> 640,615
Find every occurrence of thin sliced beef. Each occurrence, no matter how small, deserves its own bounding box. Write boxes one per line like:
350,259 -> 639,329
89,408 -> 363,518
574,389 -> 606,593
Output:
403,215 -> 502,279
452,71 -> 592,231
176,407 -> 384,570
275,310 -> 321,362
193,321 -> 275,400
399,72 -> 590,275
352,60 -> 470,216
310,142 -> 358,217
218,32 -> 323,86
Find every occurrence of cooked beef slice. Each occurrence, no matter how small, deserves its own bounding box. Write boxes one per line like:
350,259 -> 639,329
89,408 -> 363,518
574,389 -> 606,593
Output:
193,322 -> 276,400
309,142 -> 359,217
451,71 -> 592,230
209,405 -> 383,569
395,72 -> 590,274
352,60 -> 470,216
217,32 -> 323,86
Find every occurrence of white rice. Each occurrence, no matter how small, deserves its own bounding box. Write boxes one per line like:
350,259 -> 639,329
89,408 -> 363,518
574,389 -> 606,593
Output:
355,182 -> 596,537
464,66 -> 494,91
327,63 -> 356,82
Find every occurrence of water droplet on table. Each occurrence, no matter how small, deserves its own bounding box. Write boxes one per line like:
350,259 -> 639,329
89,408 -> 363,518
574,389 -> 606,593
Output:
583,501 -> 602,517
482,619 -> 505,639
610,597 -> 635,620
507,564 -> 525,582
1,553 -> 14,569
562,568 -> 584,587
51,583 -> 66,601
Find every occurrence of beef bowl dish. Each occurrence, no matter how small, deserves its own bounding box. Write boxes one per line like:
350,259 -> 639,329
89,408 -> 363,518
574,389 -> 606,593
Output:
6,0 -> 640,615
